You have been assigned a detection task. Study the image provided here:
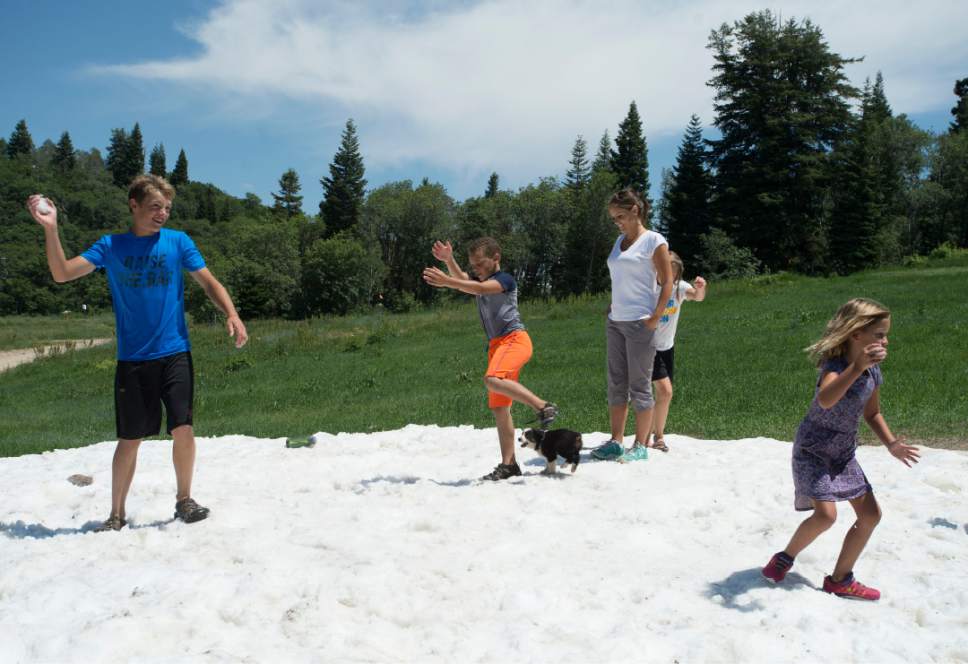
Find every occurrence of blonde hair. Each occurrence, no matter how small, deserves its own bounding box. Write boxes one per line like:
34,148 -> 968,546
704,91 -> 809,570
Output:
805,298 -> 891,365
128,174 -> 175,205
607,187 -> 650,223
669,251 -> 684,301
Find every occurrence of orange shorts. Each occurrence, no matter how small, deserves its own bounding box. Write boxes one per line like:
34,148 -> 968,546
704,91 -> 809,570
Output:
485,329 -> 533,408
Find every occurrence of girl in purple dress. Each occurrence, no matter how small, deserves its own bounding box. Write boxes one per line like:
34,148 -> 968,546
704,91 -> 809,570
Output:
761,298 -> 920,600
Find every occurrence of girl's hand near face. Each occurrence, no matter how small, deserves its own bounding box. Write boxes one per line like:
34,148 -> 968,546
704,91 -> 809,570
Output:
858,342 -> 887,370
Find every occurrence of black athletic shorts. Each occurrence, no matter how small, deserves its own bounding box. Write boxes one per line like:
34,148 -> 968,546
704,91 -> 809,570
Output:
114,351 -> 194,439
652,347 -> 675,382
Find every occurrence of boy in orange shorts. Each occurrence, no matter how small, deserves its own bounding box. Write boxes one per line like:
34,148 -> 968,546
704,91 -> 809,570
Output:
423,237 -> 558,480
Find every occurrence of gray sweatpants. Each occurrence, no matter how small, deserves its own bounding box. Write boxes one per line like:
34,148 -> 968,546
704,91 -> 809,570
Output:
606,319 -> 658,412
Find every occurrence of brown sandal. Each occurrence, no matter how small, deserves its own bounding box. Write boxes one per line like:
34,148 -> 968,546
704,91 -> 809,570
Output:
651,437 -> 669,453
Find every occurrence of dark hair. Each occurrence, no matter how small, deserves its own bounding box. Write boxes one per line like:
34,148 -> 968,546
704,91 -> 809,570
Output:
607,187 -> 649,222
128,174 -> 176,204
468,236 -> 501,258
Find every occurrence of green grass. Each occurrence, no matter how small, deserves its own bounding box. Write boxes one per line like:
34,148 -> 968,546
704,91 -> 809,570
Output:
2,258 -> 967,457
0,313 -> 115,350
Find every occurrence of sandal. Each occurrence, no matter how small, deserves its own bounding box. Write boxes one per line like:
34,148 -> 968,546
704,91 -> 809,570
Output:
650,436 -> 669,453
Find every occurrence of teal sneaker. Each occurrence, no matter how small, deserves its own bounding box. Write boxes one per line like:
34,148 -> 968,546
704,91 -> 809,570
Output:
591,439 -> 624,461
619,443 -> 649,463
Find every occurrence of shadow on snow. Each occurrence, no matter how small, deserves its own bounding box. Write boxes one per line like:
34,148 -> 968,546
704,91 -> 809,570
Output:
705,567 -> 818,612
1,517 -> 175,539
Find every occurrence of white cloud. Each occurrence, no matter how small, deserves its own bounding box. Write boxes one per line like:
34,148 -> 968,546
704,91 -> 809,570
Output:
94,0 -> 968,186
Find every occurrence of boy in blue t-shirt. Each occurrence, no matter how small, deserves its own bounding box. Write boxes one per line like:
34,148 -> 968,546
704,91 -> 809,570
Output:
27,175 -> 248,532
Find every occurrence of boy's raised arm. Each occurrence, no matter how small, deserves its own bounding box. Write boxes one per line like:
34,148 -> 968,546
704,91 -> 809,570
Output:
27,196 -> 95,283
423,267 -> 503,295
431,240 -> 469,280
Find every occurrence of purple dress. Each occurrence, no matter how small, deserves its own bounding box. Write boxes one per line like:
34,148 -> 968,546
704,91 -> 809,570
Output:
792,356 -> 881,511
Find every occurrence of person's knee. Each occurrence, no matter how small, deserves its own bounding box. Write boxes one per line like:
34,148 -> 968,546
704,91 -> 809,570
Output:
633,398 -> 655,413
654,379 -> 673,400
607,385 -> 629,405
484,375 -> 502,390
812,505 -> 837,529
630,387 -> 655,412
858,500 -> 882,529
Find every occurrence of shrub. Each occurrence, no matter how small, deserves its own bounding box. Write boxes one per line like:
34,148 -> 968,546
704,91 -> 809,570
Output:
694,228 -> 761,280
301,235 -> 385,316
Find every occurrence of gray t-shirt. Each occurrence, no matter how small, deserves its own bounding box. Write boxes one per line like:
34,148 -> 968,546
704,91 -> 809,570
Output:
476,271 -> 525,340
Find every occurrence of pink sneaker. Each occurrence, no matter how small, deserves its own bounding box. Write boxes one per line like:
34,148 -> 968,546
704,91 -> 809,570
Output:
762,551 -> 794,582
823,573 -> 880,601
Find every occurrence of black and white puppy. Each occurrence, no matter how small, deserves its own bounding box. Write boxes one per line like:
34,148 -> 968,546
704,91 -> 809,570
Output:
519,428 -> 583,475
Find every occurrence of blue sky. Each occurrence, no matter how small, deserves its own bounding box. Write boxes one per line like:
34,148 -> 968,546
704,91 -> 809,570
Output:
2,1 -> 965,212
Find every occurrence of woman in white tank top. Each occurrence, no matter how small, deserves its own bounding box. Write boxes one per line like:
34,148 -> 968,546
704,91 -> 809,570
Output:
591,188 -> 674,463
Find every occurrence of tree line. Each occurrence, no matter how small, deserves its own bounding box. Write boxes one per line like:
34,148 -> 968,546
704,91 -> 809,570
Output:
1,9 -> 966,319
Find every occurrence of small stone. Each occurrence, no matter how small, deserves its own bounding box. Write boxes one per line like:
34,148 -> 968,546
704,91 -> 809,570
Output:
68,474 -> 93,487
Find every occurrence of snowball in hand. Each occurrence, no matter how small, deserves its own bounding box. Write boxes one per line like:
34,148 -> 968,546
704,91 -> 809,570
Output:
35,197 -> 52,214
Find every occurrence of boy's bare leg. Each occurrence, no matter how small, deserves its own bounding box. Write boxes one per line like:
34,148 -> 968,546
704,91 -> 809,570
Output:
832,493 -> 881,581
609,404 -> 628,442
784,500 -> 837,557
484,376 -> 546,411
491,406 -> 516,464
651,378 -> 673,442
171,425 -> 196,501
111,439 -> 141,520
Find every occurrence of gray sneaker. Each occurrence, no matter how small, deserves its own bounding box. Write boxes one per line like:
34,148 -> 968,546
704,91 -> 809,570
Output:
94,515 -> 127,532
536,402 -> 559,429
174,497 -> 210,523
481,462 -> 523,481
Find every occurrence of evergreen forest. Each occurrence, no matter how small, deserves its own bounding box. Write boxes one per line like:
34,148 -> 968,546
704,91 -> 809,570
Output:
2,11 -> 966,320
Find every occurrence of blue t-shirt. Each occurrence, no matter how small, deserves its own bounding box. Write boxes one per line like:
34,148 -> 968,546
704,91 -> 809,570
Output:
82,229 -> 206,361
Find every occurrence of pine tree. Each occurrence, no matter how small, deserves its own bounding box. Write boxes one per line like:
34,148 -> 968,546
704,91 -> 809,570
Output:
105,128 -> 129,186
6,119 -> 34,158
664,115 -> 712,265
565,136 -> 590,191
149,144 -> 167,177
126,123 -> 145,180
320,119 -> 367,237
592,131 -> 612,172
199,185 -> 218,223
170,149 -> 189,186
53,131 -> 76,171
707,10 -> 858,273
485,172 -> 499,198
866,72 -> 892,124
610,101 -> 650,196
951,78 -> 968,134
829,112 -> 879,274
272,168 -> 304,217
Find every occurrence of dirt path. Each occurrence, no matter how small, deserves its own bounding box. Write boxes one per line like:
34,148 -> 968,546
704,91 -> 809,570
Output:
0,338 -> 113,372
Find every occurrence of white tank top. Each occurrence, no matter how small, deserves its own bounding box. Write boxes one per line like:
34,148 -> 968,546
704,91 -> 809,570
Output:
607,230 -> 667,321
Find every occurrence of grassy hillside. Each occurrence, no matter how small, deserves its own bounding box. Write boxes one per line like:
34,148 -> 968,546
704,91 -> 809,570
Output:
1,258 -> 966,457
